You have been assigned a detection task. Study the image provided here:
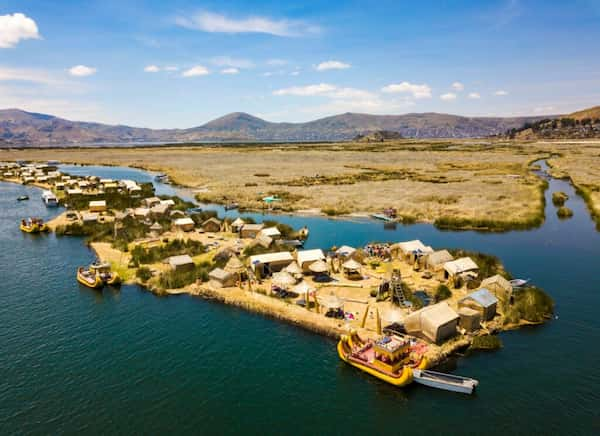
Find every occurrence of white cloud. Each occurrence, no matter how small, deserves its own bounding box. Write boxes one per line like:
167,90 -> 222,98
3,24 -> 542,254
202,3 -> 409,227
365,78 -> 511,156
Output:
440,92 -> 457,101
267,59 -> 288,66
451,81 -> 464,91
211,56 -> 254,69
0,66 -> 58,84
273,83 -> 337,96
221,67 -> 239,75
68,65 -> 97,77
144,65 -> 160,73
315,60 -> 351,71
468,92 -> 481,99
381,81 -> 432,99
182,65 -> 209,77
175,11 -> 319,37
494,90 -> 508,96
0,13 -> 40,48
290,70 -> 300,76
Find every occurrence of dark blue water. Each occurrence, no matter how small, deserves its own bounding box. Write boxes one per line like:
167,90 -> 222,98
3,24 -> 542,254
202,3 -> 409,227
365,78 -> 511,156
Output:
2,162 -> 599,434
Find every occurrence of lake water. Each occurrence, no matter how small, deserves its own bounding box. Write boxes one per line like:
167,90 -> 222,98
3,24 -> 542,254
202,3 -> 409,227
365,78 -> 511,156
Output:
1,162 -> 599,434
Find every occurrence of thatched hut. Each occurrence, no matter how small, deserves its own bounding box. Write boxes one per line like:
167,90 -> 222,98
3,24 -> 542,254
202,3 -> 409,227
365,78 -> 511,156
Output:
480,275 -> 513,303
202,217 -> 222,233
172,217 -> 195,232
404,302 -> 459,344
342,258 -> 362,279
443,257 -> 479,280
458,307 -> 481,332
426,249 -> 454,272
168,254 -> 194,272
297,249 -> 326,272
391,240 -> 434,262
458,289 -> 498,321
240,223 -> 264,239
231,217 -> 245,233
249,252 -> 294,278
209,268 -> 236,288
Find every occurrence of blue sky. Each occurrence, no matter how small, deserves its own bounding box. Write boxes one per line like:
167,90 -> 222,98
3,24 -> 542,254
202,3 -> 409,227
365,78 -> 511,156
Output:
1,0 -> 600,127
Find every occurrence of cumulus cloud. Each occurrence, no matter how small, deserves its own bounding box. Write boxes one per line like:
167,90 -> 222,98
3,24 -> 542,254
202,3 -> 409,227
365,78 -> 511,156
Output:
468,92 -> 481,99
175,11 -> 319,37
144,65 -> 160,73
182,65 -> 209,77
494,90 -> 508,96
440,92 -> 457,101
315,60 -> 351,71
451,81 -> 464,91
68,65 -> 97,77
273,83 -> 337,96
221,67 -> 239,74
0,13 -> 40,48
381,81 -> 432,99
211,56 -> 254,69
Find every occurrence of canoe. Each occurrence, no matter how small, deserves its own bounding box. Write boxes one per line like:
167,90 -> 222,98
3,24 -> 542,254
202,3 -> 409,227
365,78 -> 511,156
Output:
510,278 -> 530,288
20,221 -> 49,233
412,369 -> 479,394
77,267 -> 104,289
17,195 -> 29,201
371,213 -> 394,222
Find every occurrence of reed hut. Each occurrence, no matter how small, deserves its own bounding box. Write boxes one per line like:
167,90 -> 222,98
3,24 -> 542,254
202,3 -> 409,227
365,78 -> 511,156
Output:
426,250 -> 454,273
150,203 -> 170,217
335,245 -> 356,258
272,271 -> 297,289
249,252 -> 294,278
231,217 -> 245,233
317,293 -> 345,317
458,307 -> 481,332
134,207 -> 151,218
308,260 -> 329,275
259,227 -> 281,240
458,289 -> 498,321
480,275 -> 513,303
168,254 -> 194,272
404,302 -> 459,344
224,256 -> 247,283
240,223 -> 264,239
391,240 -> 434,262
202,217 -> 222,233
443,257 -> 479,280
143,197 -> 161,208
342,258 -> 362,279
88,200 -> 107,213
209,268 -> 236,288
296,249 -> 326,272
172,217 -> 195,232
284,261 -> 303,280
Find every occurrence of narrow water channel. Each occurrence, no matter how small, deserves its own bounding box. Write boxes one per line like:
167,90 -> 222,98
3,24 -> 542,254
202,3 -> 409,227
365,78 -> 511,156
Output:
1,161 -> 599,434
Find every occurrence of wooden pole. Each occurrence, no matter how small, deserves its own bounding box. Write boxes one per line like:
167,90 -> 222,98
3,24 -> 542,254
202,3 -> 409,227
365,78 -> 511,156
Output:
376,307 -> 382,335
360,305 -> 369,328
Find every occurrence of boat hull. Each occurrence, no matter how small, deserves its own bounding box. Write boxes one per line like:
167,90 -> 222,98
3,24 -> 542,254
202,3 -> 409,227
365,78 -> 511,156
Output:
337,334 -> 414,387
412,369 -> 478,394
77,270 -> 104,289
20,223 -> 48,233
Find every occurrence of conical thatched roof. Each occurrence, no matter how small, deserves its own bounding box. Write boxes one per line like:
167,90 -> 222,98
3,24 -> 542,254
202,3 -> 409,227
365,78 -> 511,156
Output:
309,259 -> 329,274
232,217 -> 246,227
149,221 -> 163,231
284,261 -> 302,275
317,293 -> 344,309
272,271 -> 296,288
224,256 -> 246,273
292,281 -> 314,295
342,258 -> 362,270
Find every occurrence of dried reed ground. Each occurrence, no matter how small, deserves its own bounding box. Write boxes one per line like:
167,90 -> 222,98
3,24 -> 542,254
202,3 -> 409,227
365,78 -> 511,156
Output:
1,140 -> 552,227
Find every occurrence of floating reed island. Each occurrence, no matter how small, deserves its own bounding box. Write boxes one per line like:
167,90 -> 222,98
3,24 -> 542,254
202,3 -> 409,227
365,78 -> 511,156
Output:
1,160 -> 554,371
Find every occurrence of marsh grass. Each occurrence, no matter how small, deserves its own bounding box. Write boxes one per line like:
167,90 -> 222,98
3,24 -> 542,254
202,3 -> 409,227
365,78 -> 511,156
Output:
504,286 -> 554,324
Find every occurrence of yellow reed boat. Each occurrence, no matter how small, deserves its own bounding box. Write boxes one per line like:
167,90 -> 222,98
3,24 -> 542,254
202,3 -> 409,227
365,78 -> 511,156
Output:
90,261 -> 121,286
337,330 -> 428,387
77,267 -> 104,289
20,218 -> 49,233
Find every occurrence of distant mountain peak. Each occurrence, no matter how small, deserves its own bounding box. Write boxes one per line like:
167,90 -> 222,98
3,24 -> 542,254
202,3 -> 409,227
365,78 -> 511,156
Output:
201,112 -> 269,131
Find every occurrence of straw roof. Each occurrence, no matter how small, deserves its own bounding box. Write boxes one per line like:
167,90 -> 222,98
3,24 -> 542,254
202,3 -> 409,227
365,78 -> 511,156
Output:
336,245 -> 356,256
317,293 -> 344,309
149,221 -> 163,231
272,271 -> 296,288
224,256 -> 246,274
284,261 -> 302,275
292,281 -> 314,295
309,259 -> 329,274
231,217 -> 245,227
342,259 -> 362,270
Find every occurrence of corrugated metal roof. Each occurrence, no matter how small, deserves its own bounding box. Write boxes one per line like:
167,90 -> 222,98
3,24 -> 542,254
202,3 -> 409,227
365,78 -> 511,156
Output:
460,288 -> 498,308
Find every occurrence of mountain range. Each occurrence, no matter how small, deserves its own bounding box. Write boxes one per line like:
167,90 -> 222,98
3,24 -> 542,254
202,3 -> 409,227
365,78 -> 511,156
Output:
0,108 -> 559,146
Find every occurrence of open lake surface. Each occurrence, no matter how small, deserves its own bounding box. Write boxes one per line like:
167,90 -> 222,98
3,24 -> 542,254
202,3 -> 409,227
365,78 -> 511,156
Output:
1,162 -> 599,434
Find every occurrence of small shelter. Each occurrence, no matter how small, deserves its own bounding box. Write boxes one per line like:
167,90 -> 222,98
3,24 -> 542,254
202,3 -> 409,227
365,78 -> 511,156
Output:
173,217 -> 195,232
209,268 -> 236,288
259,227 -> 281,240
224,256 -> 247,282
292,281 -> 315,306
66,188 -> 83,196
82,212 -> 99,223
160,199 -> 175,207
150,203 -> 170,216
168,254 -> 194,272
342,258 -> 362,279
250,252 -> 294,278
88,200 -> 107,213
169,210 -> 186,218
458,307 -> 481,332
335,245 -> 356,258
317,293 -> 344,316
240,223 -> 264,239
149,221 -> 163,235
480,275 -> 513,303
272,271 -> 296,289
458,288 -> 498,321
443,257 -> 479,280
426,250 -> 454,271
202,217 -> 222,233
404,302 -> 459,344
308,259 -> 329,275
134,207 -> 151,218
143,197 -> 161,208
255,233 -> 273,249
297,249 -> 326,272
284,261 -> 303,279
231,217 -> 246,233
392,240 -> 434,262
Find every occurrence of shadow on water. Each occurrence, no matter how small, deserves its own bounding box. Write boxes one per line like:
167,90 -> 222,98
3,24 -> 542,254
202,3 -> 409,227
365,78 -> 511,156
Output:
1,161 -> 599,434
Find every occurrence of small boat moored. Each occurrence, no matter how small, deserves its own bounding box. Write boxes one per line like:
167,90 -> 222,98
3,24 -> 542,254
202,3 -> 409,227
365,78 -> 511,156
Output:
89,261 -> 121,286
412,369 -> 479,395
224,203 -> 239,211
77,266 -> 104,289
20,217 -> 49,233
17,195 -> 29,201
510,278 -> 530,288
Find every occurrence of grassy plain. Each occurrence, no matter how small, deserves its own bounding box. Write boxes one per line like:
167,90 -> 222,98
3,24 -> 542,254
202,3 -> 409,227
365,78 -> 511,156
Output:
0,139 -> 568,229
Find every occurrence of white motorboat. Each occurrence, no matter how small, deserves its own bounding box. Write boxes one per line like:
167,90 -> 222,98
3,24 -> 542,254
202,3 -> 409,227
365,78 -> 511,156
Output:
412,369 -> 479,394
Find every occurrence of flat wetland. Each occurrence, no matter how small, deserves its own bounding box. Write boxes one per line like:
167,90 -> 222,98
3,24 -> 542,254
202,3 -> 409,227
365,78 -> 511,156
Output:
5,139 -> 586,229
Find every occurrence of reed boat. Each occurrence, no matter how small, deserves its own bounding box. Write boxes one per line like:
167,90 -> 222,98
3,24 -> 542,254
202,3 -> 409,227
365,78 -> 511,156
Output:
89,261 -> 121,286
20,218 -> 49,233
337,331 -> 428,387
77,267 -> 104,289
412,369 -> 479,395
224,203 -> 239,211
17,195 -> 29,201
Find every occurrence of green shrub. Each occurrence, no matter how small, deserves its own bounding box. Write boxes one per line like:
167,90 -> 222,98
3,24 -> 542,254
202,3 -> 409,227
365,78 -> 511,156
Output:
158,264 -> 210,290
470,335 -> 503,350
504,286 -> 554,324
552,191 -> 569,206
556,206 -> 573,219
435,284 -> 452,302
448,249 -> 511,280
131,238 -> 205,265
136,266 -> 152,282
